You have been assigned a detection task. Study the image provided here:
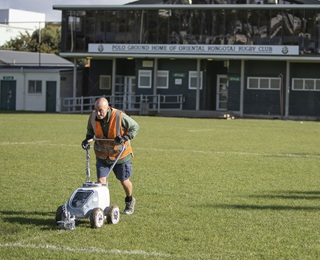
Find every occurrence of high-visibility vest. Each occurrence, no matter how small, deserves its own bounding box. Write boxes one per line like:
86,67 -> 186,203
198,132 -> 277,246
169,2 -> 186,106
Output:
90,109 -> 133,161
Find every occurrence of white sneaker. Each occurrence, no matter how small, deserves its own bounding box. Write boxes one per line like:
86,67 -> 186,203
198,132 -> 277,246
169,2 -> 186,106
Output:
124,197 -> 136,215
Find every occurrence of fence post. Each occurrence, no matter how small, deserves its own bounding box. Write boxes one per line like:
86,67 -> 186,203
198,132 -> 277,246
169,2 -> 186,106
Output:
80,96 -> 83,114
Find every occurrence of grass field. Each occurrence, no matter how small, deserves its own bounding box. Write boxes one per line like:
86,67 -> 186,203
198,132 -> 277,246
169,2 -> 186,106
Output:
0,113 -> 320,259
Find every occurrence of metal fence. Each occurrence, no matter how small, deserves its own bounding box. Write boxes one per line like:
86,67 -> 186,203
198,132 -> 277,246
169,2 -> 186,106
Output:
61,94 -> 184,114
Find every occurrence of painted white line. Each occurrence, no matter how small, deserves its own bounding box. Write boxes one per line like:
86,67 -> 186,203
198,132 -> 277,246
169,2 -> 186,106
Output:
0,141 -> 50,145
188,129 -> 215,132
0,141 -> 77,147
0,242 -> 172,257
1,141 -> 319,159
136,147 -> 320,159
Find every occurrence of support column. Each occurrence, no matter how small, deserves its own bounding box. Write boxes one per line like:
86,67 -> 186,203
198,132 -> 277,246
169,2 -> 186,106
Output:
196,58 -> 201,110
285,61 -> 290,119
72,58 -> 77,111
239,60 -> 245,117
111,58 -> 116,105
153,58 -> 158,110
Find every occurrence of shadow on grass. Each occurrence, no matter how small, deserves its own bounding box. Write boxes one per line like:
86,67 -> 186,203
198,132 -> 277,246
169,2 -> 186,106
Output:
211,190 -> 320,211
211,204 -> 320,211
1,210 -> 60,230
247,190 -> 320,200
0,210 -> 90,230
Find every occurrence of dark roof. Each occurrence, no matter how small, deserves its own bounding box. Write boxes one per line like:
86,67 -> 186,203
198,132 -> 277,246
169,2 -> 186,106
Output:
127,0 -> 320,4
0,50 -> 73,67
126,0 -> 163,4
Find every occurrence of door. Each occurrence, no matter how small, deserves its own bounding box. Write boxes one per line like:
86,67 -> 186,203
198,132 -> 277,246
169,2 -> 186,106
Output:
0,80 -> 16,110
46,81 -> 57,112
114,76 -> 136,110
125,76 -> 136,110
216,75 -> 228,111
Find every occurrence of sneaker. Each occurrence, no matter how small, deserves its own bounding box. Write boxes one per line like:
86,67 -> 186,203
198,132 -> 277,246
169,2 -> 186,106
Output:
124,197 -> 136,215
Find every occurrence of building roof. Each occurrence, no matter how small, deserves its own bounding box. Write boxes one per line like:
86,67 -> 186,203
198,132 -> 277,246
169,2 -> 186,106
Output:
126,0 -> 163,4
0,50 -> 73,67
127,0 -> 320,4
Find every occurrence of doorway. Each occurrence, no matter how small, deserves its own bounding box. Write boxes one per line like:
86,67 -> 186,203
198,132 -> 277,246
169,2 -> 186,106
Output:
46,81 -> 57,112
114,76 -> 136,110
216,75 -> 228,111
0,80 -> 16,110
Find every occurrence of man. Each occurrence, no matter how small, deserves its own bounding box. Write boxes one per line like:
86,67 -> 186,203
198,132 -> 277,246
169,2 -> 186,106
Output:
81,97 -> 140,215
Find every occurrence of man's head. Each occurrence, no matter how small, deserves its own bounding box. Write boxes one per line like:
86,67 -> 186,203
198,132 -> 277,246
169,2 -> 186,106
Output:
94,98 -> 109,119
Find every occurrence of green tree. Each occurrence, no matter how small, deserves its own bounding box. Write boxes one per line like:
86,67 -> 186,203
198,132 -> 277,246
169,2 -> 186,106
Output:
1,23 -> 61,54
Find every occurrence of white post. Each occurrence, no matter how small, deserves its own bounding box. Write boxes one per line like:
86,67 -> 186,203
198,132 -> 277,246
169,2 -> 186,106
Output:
239,60 -> 245,117
73,58 -> 77,111
196,58 -> 201,110
285,61 -> 290,119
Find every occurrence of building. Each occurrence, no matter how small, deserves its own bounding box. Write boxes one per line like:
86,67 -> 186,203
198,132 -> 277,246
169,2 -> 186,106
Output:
53,0 -> 320,119
0,9 -> 45,46
0,50 -> 81,112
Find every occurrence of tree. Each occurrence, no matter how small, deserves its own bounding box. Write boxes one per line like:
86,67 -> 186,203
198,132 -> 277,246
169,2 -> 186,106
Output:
1,23 -> 61,54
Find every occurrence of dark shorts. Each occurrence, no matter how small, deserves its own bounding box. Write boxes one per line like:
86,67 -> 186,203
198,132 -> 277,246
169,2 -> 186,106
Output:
96,160 -> 132,181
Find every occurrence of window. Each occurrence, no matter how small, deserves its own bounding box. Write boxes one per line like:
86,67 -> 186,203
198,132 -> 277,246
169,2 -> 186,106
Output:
247,77 -> 280,90
99,75 -> 111,90
292,78 -> 320,91
188,71 -> 203,90
68,16 -> 82,32
138,70 -> 152,88
28,80 -> 42,94
157,71 -> 169,89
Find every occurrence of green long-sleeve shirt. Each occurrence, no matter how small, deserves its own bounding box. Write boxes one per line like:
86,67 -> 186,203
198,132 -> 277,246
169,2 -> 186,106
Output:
86,108 -> 140,165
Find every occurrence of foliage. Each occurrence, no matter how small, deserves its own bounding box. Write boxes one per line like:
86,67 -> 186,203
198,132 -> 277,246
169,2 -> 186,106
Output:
1,23 -> 61,54
0,114 -> 320,259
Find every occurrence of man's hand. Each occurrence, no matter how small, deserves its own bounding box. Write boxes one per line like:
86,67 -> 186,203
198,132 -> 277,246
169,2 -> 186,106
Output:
114,135 -> 129,144
81,139 -> 90,150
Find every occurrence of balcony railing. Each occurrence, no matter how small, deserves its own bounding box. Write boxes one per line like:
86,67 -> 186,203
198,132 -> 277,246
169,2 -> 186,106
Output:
61,94 -> 184,114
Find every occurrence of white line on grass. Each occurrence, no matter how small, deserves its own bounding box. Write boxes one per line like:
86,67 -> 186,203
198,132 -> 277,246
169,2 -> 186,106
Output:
188,129 -> 214,132
0,242 -> 172,258
2,141 -> 319,159
135,147 -> 320,159
0,141 -> 78,147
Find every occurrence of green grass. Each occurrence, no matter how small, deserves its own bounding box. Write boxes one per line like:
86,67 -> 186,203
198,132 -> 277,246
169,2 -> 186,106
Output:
1,113 -> 320,259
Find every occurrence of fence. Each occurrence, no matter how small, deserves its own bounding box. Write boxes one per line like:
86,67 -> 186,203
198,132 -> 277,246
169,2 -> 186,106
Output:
61,94 -> 184,114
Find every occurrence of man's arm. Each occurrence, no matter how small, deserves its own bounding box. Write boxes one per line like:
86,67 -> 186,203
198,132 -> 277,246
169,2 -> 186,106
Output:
85,115 -> 95,140
121,113 -> 140,140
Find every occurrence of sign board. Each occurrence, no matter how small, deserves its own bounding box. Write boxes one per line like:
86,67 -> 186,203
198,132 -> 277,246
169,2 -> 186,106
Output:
3,76 -> 14,80
173,73 -> 185,77
229,77 -> 240,81
89,44 -> 299,56
175,78 -> 182,85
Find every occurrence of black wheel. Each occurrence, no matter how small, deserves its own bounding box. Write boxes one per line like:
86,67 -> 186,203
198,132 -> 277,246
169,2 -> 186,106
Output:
106,205 -> 120,225
55,205 -> 63,223
90,208 -> 105,228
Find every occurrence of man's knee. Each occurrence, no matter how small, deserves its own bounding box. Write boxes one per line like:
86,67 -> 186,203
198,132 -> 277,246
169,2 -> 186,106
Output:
98,177 -> 107,185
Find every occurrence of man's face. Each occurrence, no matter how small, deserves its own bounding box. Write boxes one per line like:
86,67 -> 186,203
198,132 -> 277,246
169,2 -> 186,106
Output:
95,101 -> 109,120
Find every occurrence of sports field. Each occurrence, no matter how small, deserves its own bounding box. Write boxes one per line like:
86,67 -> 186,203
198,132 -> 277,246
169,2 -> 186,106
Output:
0,113 -> 320,259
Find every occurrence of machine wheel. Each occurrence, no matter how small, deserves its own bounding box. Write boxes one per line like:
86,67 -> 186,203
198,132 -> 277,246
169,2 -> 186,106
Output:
90,208 -> 105,228
55,205 -> 64,223
106,205 -> 120,225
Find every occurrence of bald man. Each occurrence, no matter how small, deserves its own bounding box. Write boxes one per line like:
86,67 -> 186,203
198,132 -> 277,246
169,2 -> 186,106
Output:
82,97 -> 140,215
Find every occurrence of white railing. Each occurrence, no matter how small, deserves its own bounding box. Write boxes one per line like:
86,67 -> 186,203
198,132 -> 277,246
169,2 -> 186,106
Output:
61,94 -> 184,114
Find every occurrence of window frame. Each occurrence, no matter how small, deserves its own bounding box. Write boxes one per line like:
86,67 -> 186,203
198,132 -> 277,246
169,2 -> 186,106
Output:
138,70 -> 152,89
292,78 -> 320,91
99,75 -> 111,90
156,70 -> 169,89
188,71 -> 203,90
247,77 -> 281,90
28,80 -> 42,94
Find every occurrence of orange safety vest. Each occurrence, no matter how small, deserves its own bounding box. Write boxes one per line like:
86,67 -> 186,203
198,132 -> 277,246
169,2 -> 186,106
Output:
90,109 -> 133,161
